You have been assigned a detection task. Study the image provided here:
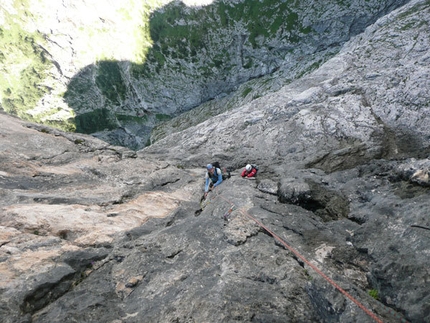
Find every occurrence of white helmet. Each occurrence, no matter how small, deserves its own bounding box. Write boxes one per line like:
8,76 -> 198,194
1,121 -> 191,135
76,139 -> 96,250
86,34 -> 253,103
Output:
245,164 -> 252,171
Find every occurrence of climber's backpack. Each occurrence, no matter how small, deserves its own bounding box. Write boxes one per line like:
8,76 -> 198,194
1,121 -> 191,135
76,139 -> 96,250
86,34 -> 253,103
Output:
212,161 -> 231,180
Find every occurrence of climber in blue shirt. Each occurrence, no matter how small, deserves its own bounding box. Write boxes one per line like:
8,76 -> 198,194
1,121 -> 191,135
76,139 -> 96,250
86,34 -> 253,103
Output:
204,163 -> 223,198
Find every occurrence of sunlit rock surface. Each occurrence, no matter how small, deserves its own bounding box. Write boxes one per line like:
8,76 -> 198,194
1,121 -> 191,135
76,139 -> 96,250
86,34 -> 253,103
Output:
0,1 -> 429,323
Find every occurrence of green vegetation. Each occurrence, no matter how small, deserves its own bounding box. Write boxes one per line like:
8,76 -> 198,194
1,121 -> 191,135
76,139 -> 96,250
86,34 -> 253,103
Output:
396,0 -> 427,21
368,289 -> 379,300
0,0 -> 162,135
1,0 -> 331,138
243,57 -> 253,69
27,106 -> 76,132
117,114 -> 148,123
399,20 -> 428,31
0,16 -> 50,118
74,108 -> 117,134
296,58 -> 326,79
95,61 -> 127,105
242,87 -> 253,98
148,2 -> 211,62
155,113 -> 171,122
133,0 -> 308,77
216,0 -> 301,47
393,0 -> 428,32
0,1 -> 82,133
63,67 -> 95,113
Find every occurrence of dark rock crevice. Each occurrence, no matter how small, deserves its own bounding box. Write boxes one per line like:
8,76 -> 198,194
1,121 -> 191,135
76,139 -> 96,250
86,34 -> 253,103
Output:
20,249 -> 109,317
278,179 -> 350,222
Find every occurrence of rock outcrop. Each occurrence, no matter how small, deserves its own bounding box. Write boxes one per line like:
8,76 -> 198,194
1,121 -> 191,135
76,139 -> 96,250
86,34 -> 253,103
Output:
1,0 -> 409,149
0,1 -> 429,323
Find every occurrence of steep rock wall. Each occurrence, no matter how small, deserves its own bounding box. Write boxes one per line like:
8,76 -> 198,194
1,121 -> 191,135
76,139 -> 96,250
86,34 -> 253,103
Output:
0,0 -> 409,149
0,1 -> 428,322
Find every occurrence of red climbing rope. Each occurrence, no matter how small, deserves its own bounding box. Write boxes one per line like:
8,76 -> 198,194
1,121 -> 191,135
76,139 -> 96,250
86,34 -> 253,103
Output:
239,208 -> 385,323
206,187 -> 408,323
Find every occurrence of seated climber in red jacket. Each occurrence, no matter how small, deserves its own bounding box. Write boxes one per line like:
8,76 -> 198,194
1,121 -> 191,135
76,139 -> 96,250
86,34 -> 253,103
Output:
241,164 -> 258,178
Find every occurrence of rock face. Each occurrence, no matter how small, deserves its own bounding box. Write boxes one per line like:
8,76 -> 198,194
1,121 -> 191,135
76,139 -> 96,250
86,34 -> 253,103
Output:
0,0 -> 409,149
1,1 -> 429,323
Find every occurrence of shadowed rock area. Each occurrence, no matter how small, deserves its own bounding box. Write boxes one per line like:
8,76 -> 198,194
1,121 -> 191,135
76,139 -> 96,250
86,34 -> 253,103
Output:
0,0 -> 410,149
1,1 -> 429,323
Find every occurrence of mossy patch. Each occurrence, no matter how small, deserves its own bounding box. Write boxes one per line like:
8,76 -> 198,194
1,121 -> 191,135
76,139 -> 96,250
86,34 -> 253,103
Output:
368,289 -> 379,300
155,113 -> 171,122
74,108 -> 117,134
30,108 -> 77,132
117,114 -> 148,123
242,87 -> 253,98
95,61 -> 127,105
